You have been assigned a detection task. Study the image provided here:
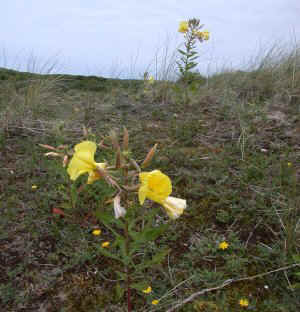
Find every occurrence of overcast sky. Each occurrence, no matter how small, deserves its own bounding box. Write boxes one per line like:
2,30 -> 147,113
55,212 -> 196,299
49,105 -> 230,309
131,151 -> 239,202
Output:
1,0 -> 299,78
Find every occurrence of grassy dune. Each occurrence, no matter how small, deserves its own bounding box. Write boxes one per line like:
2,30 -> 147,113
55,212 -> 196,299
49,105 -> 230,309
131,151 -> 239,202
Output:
1,45 -> 300,311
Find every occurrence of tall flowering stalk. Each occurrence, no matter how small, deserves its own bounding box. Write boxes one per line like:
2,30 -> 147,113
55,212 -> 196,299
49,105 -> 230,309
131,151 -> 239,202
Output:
46,128 -> 187,311
177,18 -> 209,83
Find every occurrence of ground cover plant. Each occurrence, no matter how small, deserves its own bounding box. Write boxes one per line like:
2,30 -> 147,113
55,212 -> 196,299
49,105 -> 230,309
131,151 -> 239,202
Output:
1,36 -> 300,311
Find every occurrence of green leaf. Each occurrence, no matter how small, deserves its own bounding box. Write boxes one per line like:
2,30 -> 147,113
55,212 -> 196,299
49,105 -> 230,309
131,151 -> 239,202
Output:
189,56 -> 199,61
177,49 -> 188,56
95,211 -> 123,237
115,236 -> 131,265
115,270 -> 127,280
186,63 -> 197,70
97,246 -> 121,262
151,247 -> 170,264
135,247 -> 170,271
292,254 -> 300,262
143,225 -> 168,241
95,210 -> 114,224
115,283 -> 125,299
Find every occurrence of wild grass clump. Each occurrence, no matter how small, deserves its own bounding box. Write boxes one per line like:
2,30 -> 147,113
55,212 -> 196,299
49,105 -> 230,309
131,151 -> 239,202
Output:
209,42 -> 300,104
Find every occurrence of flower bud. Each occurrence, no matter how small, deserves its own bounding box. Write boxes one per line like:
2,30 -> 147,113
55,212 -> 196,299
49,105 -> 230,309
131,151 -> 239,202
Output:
113,194 -> 126,219
122,127 -> 129,151
141,144 -> 158,168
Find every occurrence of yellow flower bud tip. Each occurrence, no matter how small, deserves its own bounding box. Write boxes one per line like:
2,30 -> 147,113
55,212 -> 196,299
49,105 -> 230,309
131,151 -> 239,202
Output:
239,298 -> 249,307
102,241 -> 110,248
92,229 -> 101,236
152,299 -> 159,305
31,185 -> 38,190
178,21 -> 188,33
142,286 -> 152,294
219,241 -> 229,250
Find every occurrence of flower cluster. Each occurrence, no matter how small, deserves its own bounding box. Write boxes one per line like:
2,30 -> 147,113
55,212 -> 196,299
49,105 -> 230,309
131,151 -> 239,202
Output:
178,19 -> 210,41
66,136 -> 187,220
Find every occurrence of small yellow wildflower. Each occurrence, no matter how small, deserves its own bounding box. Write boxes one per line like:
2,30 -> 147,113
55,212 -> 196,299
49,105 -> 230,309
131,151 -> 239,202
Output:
287,162 -> 292,167
67,141 -> 106,184
178,21 -> 188,33
142,286 -> 152,294
138,170 -> 187,219
219,241 -> 229,250
239,298 -> 249,307
92,229 -> 101,236
152,299 -> 159,305
32,185 -> 38,190
102,241 -> 110,248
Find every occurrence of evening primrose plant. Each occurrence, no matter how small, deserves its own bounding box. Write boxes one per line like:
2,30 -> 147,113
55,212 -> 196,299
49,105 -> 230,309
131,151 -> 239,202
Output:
177,18 -> 209,83
46,128 -> 186,311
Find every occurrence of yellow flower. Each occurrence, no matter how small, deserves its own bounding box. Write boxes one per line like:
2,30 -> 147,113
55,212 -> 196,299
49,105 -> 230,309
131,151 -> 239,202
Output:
92,229 -> 101,236
102,241 -> 110,248
152,299 -> 159,305
219,241 -> 229,250
67,141 -> 106,184
202,30 -> 210,40
139,170 -> 172,205
239,298 -> 249,307
139,170 -> 186,219
142,286 -> 152,294
178,21 -> 188,33
31,185 -> 38,190
287,162 -> 292,167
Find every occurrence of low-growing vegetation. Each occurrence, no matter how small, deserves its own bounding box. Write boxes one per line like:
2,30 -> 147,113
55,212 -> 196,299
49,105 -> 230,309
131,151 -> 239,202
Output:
1,39 -> 300,312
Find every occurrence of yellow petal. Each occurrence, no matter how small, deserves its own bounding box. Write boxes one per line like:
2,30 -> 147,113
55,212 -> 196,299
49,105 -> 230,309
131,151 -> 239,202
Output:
139,170 -> 172,204
74,141 -> 97,154
67,141 -> 98,181
178,21 -> 188,33
92,229 -> 101,236
86,163 -> 107,184
146,170 -> 172,202
162,196 -> 186,219
142,286 -> 152,294
102,241 -> 110,248
138,185 -> 148,205
139,172 -> 150,184
74,141 -> 97,166
67,156 -> 95,181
